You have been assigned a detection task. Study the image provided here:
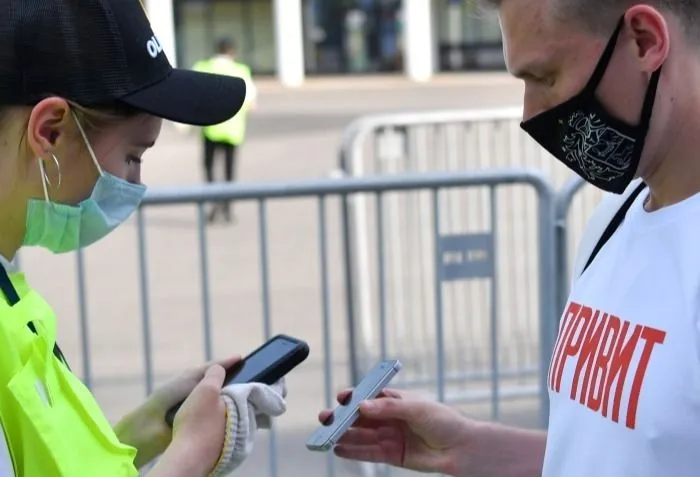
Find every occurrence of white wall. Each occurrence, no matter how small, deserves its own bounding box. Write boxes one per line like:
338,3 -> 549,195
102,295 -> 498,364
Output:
403,0 -> 435,81
144,0 -> 178,67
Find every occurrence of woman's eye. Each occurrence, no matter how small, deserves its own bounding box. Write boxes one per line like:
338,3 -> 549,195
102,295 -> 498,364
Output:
126,155 -> 142,165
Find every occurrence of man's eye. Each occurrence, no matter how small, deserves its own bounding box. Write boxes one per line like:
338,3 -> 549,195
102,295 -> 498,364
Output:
126,155 -> 142,165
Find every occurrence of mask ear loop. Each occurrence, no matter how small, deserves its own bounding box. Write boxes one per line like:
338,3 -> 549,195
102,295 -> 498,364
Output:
70,110 -> 104,177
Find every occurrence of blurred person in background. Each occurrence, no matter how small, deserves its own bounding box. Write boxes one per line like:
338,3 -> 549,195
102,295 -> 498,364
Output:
0,1 -> 284,476
194,37 -> 257,224
318,1 -> 700,477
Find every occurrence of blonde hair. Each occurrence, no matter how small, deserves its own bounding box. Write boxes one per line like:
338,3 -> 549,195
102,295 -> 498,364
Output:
67,100 -> 141,138
1,99 -> 142,153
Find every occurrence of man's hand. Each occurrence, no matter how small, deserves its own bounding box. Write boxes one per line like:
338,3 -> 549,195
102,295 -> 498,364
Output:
114,355 -> 241,468
318,388 -> 547,477
318,388 -> 473,474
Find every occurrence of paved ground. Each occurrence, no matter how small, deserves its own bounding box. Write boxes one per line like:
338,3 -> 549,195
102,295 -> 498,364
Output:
15,73 -> 595,476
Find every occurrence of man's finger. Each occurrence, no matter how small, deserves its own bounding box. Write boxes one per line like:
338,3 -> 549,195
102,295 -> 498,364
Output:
359,396 -> 415,421
334,444 -> 389,464
336,427 -> 380,446
336,389 -> 352,404
318,410 -> 333,424
378,388 -> 404,400
335,387 -> 403,406
318,410 -> 388,430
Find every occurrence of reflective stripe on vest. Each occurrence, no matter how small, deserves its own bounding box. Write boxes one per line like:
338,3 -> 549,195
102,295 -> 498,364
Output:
0,268 -> 138,476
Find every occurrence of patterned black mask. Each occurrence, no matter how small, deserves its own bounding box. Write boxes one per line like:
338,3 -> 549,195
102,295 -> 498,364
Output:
520,16 -> 662,194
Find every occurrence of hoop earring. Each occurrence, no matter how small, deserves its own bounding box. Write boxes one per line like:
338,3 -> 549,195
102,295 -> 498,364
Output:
43,152 -> 62,189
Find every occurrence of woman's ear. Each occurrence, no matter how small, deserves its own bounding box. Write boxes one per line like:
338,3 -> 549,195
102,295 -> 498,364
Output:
25,97 -> 73,158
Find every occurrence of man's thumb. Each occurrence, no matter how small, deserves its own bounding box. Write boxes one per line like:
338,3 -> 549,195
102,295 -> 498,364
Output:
359,397 -> 413,420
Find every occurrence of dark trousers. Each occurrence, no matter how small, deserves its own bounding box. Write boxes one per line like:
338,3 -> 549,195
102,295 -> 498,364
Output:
203,137 -> 239,220
204,137 -> 238,183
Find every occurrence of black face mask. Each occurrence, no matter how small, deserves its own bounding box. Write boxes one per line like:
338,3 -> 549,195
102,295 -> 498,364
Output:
520,16 -> 662,194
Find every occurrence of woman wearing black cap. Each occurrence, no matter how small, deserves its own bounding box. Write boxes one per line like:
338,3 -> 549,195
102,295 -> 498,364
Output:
0,0 -> 284,476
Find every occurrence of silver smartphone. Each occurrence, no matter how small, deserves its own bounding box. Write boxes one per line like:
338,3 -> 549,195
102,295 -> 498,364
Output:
306,359 -> 402,452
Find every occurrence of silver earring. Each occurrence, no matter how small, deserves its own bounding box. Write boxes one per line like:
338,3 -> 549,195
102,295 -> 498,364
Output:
43,152 -> 62,189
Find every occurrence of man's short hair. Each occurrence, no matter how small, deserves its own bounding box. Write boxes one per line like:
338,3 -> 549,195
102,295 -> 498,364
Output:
217,37 -> 237,55
480,0 -> 700,42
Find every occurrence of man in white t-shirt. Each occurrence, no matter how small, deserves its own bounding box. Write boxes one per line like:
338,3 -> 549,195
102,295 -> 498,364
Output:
316,2 -> 700,476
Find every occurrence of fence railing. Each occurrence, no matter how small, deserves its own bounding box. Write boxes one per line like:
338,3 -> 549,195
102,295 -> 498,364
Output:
15,170 -> 567,477
339,170 -> 560,425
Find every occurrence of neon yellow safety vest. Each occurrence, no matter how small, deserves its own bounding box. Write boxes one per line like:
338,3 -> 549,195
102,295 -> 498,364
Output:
0,271 -> 138,476
193,56 -> 253,146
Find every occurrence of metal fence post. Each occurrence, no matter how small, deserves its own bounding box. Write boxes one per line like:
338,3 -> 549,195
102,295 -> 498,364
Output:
75,247 -> 92,389
339,153 -> 361,387
535,179 -> 558,428
554,177 -> 587,319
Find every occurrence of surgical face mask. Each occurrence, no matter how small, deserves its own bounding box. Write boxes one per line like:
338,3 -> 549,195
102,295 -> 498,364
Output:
520,15 -> 662,194
22,112 -> 147,253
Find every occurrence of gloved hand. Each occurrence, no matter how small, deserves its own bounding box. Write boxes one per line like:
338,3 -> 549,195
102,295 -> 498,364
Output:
209,379 -> 287,476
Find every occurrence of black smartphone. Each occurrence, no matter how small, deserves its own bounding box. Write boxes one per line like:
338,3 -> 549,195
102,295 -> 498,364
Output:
165,334 -> 310,427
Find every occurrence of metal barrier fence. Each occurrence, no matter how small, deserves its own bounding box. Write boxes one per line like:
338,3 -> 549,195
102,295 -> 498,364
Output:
338,109 -> 602,422
14,170 -> 559,477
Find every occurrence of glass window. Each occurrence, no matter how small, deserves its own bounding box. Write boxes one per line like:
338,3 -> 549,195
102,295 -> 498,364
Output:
247,0 -> 275,72
174,0 -> 276,74
435,0 -> 504,71
302,0 -> 403,74
174,1 -> 209,69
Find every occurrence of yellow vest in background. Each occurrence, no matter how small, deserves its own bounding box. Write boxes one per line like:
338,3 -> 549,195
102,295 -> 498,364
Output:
0,272 -> 138,476
194,56 -> 253,146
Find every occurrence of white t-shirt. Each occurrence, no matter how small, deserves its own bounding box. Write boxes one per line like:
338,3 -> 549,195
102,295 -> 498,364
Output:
543,187 -> 700,476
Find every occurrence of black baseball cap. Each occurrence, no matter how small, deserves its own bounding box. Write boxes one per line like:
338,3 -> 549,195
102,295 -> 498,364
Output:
0,0 -> 247,126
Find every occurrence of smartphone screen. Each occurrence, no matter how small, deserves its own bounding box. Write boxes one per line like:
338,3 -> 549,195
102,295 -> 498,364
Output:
226,335 -> 301,384
306,359 -> 402,451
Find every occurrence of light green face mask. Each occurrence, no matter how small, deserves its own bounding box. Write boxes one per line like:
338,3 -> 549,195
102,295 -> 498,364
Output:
22,112 -> 147,253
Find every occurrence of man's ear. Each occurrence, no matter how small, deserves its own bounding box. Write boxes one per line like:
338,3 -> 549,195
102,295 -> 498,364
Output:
626,5 -> 670,73
25,97 -> 72,158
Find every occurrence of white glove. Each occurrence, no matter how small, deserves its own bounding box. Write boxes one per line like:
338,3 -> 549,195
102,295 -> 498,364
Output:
209,379 -> 287,476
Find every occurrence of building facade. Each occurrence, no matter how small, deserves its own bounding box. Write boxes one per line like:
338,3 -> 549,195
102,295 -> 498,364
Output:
145,0 -> 504,86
